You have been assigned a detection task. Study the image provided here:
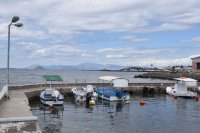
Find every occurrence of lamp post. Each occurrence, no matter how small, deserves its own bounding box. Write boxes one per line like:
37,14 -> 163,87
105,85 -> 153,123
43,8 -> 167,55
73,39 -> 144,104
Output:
7,16 -> 23,86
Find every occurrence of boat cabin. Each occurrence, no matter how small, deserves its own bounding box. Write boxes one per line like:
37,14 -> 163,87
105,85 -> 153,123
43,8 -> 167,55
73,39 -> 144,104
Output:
99,76 -> 128,88
174,77 -> 197,86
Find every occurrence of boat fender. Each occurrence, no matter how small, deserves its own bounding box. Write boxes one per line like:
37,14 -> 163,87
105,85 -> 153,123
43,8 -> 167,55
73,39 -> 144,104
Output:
122,96 -> 125,101
194,96 -> 199,101
139,99 -> 145,106
49,104 -> 55,109
89,99 -> 95,105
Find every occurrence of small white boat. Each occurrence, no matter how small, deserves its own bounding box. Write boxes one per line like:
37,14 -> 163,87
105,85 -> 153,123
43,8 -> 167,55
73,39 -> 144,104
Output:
40,75 -> 64,106
166,77 -> 198,98
40,88 -> 64,106
71,85 -> 98,102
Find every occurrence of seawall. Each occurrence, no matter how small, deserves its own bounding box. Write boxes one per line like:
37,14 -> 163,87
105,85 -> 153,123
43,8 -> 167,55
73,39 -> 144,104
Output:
8,82 -> 200,101
135,72 -> 200,81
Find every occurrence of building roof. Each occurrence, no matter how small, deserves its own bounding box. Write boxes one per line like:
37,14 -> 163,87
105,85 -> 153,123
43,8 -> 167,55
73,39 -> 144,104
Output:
174,77 -> 197,82
43,75 -> 63,81
191,56 -> 200,60
99,76 -> 125,81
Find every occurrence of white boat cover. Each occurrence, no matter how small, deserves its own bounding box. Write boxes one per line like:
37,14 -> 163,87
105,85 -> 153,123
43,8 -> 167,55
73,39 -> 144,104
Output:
99,76 -> 128,87
99,76 -> 123,81
174,78 -> 197,87
174,78 -> 197,82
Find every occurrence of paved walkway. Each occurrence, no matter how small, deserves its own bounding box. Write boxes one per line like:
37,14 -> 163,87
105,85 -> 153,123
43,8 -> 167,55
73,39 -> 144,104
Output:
0,89 -> 32,118
0,88 -> 41,132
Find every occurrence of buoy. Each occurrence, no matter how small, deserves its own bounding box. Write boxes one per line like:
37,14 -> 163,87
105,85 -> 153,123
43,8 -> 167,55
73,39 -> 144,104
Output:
89,99 -> 95,105
139,99 -> 145,106
194,96 -> 199,101
49,104 -> 55,109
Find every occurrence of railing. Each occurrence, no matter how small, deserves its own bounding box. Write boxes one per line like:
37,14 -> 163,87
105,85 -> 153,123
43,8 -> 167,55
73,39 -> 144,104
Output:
0,84 -> 8,102
0,83 -> 5,91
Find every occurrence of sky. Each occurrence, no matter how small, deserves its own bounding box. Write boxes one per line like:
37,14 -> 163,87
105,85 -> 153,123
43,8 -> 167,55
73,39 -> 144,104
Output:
0,0 -> 200,68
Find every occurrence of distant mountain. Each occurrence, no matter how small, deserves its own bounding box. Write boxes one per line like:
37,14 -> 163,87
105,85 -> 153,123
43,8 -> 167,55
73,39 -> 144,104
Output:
42,63 -> 127,70
76,63 -> 106,70
26,65 -> 45,70
44,65 -> 79,70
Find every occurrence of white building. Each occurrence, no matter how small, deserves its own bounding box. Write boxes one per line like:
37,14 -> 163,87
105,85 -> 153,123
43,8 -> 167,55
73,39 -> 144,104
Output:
191,56 -> 200,74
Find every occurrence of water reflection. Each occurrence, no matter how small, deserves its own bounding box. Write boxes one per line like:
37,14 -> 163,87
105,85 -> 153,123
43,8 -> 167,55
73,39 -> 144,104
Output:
97,99 -> 127,112
30,95 -> 200,133
31,103 -> 64,133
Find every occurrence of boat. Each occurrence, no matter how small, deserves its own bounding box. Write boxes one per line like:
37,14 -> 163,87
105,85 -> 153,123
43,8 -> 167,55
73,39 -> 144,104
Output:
96,87 -> 130,101
96,76 -> 130,101
40,75 -> 64,106
71,85 -> 98,102
166,77 -> 198,98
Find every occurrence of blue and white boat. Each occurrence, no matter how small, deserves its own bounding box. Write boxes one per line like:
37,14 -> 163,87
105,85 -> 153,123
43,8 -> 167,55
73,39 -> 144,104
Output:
96,87 -> 130,101
40,88 -> 64,106
96,76 -> 130,101
40,75 -> 64,106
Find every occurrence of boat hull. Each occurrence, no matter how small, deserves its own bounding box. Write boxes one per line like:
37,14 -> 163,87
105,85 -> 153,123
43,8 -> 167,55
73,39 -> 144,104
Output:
74,94 -> 86,102
40,98 -> 64,106
40,89 -> 64,106
96,87 -> 130,101
166,87 -> 197,98
71,86 -> 98,102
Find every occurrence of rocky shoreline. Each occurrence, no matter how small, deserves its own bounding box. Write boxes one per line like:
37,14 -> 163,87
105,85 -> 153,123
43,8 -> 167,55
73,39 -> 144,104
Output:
135,72 -> 200,81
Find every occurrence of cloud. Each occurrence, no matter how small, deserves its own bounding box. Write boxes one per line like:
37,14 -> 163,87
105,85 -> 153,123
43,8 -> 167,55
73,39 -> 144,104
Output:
1,0 -> 199,37
17,42 -> 42,51
157,23 -> 191,31
97,47 -> 177,58
121,35 -> 149,42
189,54 -> 200,59
0,0 -> 200,67
29,44 -> 86,59
183,36 -> 200,42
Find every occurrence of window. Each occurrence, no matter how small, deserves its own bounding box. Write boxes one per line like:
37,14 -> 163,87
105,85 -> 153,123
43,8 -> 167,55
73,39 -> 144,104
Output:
197,63 -> 200,69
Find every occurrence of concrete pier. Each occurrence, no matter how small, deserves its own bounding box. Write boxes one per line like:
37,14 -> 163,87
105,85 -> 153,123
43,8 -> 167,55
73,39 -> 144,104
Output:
135,72 -> 200,81
0,88 -> 41,132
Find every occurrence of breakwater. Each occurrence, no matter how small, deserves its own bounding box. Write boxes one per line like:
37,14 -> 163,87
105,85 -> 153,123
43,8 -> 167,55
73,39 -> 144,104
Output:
8,82 -> 200,101
7,82 -> 173,102
135,72 -> 200,81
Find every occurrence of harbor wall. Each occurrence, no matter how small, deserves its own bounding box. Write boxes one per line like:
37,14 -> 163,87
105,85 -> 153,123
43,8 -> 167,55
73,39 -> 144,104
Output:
135,72 -> 200,81
7,82 -> 200,102
7,82 -> 194,100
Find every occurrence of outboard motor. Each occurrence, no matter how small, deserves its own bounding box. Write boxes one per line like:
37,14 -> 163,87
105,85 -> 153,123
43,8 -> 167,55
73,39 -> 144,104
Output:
52,90 -> 60,102
86,92 -> 92,103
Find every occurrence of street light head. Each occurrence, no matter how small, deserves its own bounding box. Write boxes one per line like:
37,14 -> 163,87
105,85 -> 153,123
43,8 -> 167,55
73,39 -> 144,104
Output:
11,16 -> 20,23
14,23 -> 23,27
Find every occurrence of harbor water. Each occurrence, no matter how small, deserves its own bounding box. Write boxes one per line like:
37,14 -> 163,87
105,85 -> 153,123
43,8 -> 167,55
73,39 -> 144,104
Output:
30,94 -> 200,133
